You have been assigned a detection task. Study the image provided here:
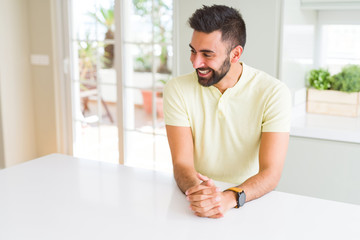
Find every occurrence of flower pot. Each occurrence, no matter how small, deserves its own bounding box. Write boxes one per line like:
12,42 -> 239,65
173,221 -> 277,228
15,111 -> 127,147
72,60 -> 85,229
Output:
306,88 -> 360,117
141,90 -> 163,118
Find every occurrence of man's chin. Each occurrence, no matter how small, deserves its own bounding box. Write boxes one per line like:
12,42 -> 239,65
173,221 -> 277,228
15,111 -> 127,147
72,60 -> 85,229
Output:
198,77 -> 213,87
197,72 -> 214,87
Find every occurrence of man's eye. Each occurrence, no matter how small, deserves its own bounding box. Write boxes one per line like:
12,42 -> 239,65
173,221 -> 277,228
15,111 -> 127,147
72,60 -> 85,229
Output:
190,50 -> 196,54
204,53 -> 212,58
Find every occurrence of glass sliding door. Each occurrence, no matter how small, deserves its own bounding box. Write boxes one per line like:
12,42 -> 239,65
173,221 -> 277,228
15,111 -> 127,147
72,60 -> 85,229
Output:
70,0 -> 119,163
122,0 -> 173,171
66,0 -> 173,171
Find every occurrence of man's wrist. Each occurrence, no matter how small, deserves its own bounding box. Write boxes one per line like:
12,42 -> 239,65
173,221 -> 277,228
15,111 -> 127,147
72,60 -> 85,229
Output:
223,190 -> 237,208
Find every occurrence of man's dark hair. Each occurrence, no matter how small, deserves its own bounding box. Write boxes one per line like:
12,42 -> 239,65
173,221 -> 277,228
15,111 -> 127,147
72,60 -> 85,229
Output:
188,5 -> 246,51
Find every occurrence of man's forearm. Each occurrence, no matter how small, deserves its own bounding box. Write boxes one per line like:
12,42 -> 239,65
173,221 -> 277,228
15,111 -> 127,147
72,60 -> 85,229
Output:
235,132 -> 288,203
173,164 -> 200,193
237,168 -> 281,202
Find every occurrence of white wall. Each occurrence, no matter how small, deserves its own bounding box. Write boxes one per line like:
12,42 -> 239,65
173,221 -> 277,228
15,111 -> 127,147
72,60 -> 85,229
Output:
0,0 -> 38,167
177,0 -> 282,77
0,76 -> 4,169
278,136 -> 360,205
29,0 -> 58,157
279,0 -> 317,92
0,0 -> 59,168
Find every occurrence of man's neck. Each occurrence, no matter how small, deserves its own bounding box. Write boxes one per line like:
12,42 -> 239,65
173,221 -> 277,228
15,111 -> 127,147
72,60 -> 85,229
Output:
213,62 -> 243,94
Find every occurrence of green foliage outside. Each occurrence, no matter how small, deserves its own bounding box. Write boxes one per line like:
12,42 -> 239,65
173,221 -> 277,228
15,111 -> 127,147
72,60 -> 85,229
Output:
132,0 -> 172,74
307,65 -> 360,93
88,6 -> 114,68
78,33 -> 97,82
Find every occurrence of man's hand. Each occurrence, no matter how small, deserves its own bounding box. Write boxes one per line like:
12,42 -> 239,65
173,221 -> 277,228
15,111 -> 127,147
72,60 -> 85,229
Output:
185,173 -> 236,218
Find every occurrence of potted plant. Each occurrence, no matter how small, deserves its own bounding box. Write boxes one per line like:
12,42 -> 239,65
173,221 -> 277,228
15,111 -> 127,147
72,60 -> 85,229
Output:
141,78 -> 168,118
306,65 -> 360,117
88,6 -> 114,68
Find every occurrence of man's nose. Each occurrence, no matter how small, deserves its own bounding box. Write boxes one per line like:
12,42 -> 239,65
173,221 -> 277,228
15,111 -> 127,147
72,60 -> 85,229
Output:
191,54 -> 205,69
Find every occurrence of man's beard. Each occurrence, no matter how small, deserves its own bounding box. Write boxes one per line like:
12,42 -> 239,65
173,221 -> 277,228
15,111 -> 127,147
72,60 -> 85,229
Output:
197,58 -> 231,87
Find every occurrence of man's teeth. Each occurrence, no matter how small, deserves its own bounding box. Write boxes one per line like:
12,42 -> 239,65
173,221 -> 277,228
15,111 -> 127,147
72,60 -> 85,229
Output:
199,70 -> 210,74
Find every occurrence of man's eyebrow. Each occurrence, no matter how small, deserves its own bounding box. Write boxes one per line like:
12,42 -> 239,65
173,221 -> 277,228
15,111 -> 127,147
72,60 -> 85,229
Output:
189,44 -> 215,53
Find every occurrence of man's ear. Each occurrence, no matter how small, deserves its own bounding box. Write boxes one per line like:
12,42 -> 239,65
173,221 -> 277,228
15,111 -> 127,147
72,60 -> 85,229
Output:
230,45 -> 243,63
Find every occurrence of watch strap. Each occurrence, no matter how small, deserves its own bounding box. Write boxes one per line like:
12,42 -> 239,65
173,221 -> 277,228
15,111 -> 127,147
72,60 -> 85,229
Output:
226,187 -> 243,193
225,187 -> 245,208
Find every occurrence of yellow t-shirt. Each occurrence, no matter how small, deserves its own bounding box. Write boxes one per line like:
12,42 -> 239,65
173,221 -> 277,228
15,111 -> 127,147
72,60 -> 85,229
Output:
163,63 -> 292,184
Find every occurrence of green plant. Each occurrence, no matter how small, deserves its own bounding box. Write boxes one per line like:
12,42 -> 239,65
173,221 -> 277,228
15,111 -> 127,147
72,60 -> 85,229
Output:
133,0 -> 172,74
330,65 -> 360,93
134,47 -> 152,72
78,33 -> 97,81
307,68 -> 332,90
155,77 -> 170,98
88,6 -> 114,68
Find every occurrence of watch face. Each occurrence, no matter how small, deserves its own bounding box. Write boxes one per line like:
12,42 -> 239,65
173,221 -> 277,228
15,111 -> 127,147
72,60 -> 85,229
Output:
239,191 -> 246,207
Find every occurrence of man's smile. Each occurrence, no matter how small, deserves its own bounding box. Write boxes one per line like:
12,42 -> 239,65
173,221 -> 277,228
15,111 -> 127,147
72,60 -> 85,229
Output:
197,68 -> 212,78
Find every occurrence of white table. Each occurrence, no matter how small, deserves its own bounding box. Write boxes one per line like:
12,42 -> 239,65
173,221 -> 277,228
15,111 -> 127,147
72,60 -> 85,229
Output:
1,154 -> 359,240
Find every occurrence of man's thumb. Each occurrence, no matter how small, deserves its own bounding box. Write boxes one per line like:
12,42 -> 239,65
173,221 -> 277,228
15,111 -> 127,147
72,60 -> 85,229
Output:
197,172 -> 213,186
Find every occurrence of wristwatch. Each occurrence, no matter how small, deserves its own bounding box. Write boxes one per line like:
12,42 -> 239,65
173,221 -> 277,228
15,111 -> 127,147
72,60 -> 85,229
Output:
225,187 -> 246,208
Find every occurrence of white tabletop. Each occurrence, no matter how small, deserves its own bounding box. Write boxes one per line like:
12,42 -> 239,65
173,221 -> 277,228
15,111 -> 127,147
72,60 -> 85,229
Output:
1,154 -> 360,240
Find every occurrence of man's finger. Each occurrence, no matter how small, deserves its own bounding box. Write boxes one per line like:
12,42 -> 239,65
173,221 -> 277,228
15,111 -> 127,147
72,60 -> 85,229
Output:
187,193 -> 218,202
197,172 -> 209,182
186,184 -> 220,196
189,195 -> 221,208
194,206 -> 222,217
201,178 -> 214,187
185,184 -> 212,195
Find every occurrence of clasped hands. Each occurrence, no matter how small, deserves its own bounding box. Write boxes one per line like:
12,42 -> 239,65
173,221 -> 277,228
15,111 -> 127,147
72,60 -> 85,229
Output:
185,173 -> 236,218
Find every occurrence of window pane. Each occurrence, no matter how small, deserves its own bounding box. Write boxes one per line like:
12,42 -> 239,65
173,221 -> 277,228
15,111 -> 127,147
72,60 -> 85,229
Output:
124,88 -> 152,132
125,131 -> 154,169
123,44 -> 153,88
322,25 -> 360,74
123,88 -> 166,134
71,0 -> 118,165
99,83 -> 117,124
77,81 -> 100,123
73,121 -> 118,163
123,0 -> 173,171
154,44 -> 173,75
153,0 -> 173,44
123,0 -> 153,43
155,135 -> 172,172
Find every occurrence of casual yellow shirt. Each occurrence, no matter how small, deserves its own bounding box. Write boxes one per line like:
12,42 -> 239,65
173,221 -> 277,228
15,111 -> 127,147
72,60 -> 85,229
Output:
163,63 -> 292,184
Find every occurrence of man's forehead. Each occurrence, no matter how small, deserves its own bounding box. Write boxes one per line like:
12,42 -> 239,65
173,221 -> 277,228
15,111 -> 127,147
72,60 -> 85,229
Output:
189,30 -> 224,52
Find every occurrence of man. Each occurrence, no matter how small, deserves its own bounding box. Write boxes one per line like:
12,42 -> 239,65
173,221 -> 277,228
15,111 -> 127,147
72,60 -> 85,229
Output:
163,5 -> 291,218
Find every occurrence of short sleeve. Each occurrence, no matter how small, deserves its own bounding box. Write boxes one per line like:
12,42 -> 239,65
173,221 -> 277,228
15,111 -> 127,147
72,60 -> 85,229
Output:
262,83 -> 292,132
163,78 -> 191,127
